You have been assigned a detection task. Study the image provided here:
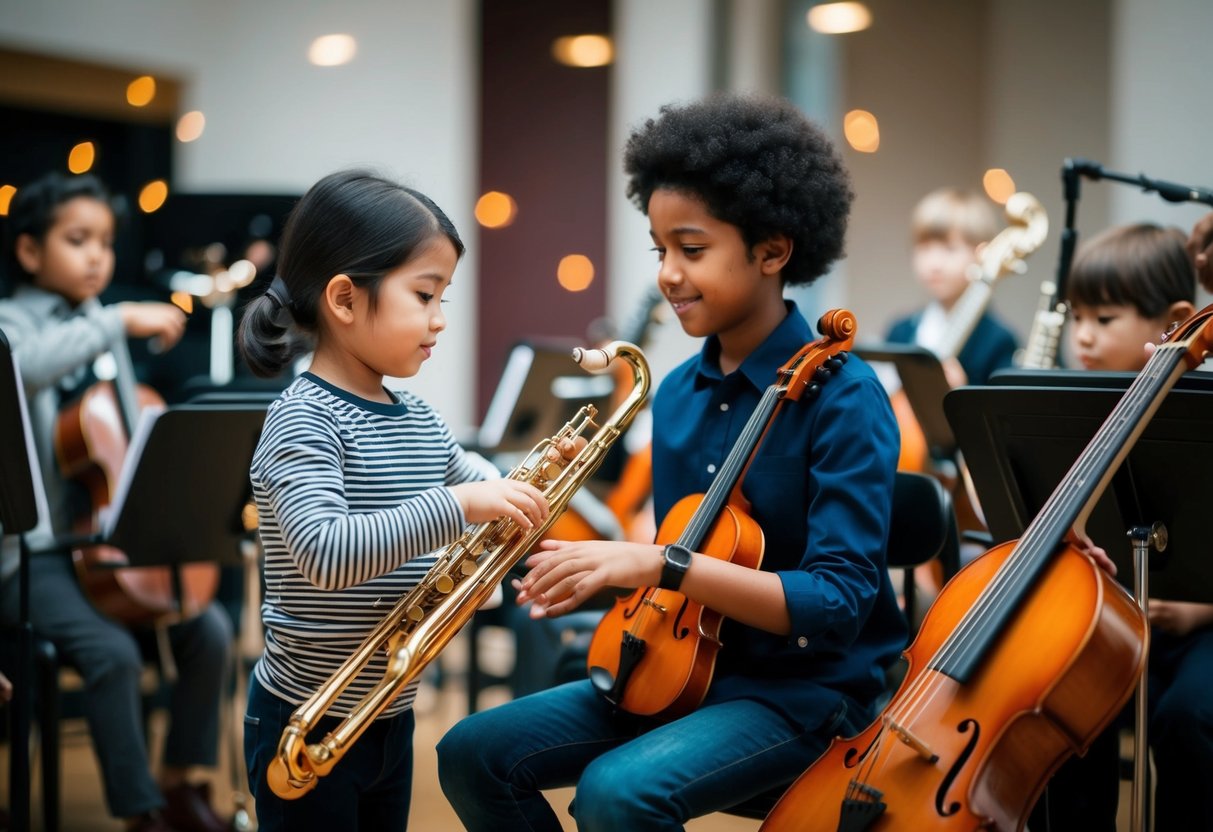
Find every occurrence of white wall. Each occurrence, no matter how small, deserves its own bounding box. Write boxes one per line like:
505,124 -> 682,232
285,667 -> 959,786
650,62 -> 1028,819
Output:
0,0 -> 479,429
607,0 -> 714,386
1109,0 -> 1213,247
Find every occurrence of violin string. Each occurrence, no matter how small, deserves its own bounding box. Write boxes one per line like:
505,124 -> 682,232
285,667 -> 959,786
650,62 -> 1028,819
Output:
887,345 -> 1183,731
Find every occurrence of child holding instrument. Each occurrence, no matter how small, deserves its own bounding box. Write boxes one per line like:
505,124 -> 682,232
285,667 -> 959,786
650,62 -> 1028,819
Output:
0,171 -> 231,832
885,187 -> 1019,387
1031,222 -> 1211,832
237,169 -> 560,832
437,92 -> 907,831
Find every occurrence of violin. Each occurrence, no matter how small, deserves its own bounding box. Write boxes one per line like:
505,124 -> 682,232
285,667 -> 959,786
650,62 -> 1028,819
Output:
759,304 -> 1213,831
55,333 -> 218,626
585,309 -> 857,720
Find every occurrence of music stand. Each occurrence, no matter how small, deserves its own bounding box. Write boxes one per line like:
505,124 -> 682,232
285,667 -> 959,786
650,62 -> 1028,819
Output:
856,343 -> 956,459
102,404 -> 266,572
0,329 -> 48,832
944,379 -> 1213,601
477,339 -> 615,455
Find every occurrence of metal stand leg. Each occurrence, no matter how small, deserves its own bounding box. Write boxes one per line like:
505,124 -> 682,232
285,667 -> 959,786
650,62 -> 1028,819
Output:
1128,522 -> 1166,832
226,537 -> 261,831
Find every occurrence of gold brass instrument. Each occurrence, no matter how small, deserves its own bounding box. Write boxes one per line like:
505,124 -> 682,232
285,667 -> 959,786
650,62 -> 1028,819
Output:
267,340 -> 651,799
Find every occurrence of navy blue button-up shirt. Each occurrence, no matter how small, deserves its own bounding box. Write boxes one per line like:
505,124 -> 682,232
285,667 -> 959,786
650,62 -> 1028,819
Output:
651,302 -> 907,731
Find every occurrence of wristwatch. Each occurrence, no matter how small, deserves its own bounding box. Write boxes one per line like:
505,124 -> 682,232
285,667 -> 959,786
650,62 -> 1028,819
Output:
659,543 -> 693,592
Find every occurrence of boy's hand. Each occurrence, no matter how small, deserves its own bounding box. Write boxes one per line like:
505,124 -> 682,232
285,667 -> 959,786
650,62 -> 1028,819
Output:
515,539 -> 663,618
1187,211 -> 1213,292
1148,599 -> 1213,637
448,479 -> 548,529
1070,531 -> 1117,578
119,302 -> 187,350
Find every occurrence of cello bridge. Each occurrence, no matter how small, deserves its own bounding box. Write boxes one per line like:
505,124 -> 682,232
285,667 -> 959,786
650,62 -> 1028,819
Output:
885,716 -> 939,763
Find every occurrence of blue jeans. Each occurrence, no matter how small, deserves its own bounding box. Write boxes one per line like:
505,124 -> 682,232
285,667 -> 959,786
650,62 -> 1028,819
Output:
437,680 -> 860,832
244,676 -> 415,832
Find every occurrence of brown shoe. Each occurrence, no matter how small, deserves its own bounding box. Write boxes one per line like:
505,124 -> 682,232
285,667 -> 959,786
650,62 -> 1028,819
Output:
160,782 -> 229,832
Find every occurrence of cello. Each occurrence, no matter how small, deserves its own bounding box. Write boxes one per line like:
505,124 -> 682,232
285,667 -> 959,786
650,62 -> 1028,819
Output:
55,329 -> 218,626
760,305 -> 1213,831
585,309 -> 856,720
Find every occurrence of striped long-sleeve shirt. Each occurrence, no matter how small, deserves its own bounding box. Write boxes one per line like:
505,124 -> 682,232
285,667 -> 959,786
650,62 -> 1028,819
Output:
250,372 -> 482,717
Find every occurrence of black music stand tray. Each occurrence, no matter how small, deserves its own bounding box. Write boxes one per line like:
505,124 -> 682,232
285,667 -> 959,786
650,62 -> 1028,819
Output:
944,378 -> 1213,601
0,329 -> 47,832
856,343 -> 956,459
101,403 -> 266,571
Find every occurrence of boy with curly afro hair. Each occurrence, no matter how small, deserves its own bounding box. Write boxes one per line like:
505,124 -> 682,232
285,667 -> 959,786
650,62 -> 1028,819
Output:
438,92 -> 906,831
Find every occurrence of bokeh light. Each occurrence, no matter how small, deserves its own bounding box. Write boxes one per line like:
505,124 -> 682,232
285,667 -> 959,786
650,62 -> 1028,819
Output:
983,168 -> 1016,204
67,142 -> 96,173
126,75 -> 156,107
176,111 -> 206,142
843,109 -> 880,153
138,180 -> 169,213
551,35 -> 614,67
557,254 -> 595,292
807,3 -> 873,34
475,191 -> 518,228
309,34 -> 358,67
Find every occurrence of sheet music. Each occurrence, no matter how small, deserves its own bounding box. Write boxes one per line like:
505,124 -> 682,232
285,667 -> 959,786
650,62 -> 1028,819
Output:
11,351 -> 53,539
101,403 -> 166,538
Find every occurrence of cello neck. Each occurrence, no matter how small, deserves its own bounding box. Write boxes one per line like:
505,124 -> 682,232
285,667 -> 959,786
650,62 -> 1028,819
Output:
109,336 -> 142,440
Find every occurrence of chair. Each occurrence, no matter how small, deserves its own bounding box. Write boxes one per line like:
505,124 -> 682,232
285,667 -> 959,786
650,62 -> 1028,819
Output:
886,471 -> 961,627
722,470 -> 961,820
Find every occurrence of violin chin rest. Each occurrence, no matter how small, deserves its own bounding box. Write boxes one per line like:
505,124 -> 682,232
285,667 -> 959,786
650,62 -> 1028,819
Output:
589,665 -> 616,697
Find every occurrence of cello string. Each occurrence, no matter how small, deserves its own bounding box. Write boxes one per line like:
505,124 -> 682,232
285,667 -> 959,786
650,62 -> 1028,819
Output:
886,345 -> 1181,728
889,360 -> 1163,726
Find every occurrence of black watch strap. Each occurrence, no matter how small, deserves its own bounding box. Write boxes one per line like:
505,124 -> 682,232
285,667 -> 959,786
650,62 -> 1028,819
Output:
659,543 -> 693,592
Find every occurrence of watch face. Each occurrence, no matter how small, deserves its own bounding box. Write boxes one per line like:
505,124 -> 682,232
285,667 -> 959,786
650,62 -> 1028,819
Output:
666,544 -> 692,568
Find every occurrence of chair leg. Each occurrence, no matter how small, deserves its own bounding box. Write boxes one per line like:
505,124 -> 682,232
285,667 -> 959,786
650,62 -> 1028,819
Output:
33,639 -> 60,832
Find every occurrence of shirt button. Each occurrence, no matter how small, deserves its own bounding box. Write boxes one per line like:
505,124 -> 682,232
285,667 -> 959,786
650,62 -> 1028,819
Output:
797,636 -> 809,648
706,463 -> 717,474
720,402 -> 729,411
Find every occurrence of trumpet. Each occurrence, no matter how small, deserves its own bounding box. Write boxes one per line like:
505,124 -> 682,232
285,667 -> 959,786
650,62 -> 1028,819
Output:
267,340 -> 651,798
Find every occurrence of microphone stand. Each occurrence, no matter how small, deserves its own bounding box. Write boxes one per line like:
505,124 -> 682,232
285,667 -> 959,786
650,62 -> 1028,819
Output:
1052,157 -> 1213,322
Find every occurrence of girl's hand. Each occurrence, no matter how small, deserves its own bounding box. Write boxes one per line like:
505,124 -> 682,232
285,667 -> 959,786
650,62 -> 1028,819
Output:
448,479 -> 548,529
119,301 -> 187,349
514,538 -> 663,619
1148,599 -> 1213,637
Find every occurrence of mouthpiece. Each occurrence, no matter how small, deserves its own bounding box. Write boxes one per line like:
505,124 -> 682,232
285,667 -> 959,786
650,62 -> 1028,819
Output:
573,346 -> 613,373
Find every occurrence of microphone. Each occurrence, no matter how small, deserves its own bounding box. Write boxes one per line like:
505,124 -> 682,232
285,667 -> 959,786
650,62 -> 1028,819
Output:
1063,157 -> 1213,207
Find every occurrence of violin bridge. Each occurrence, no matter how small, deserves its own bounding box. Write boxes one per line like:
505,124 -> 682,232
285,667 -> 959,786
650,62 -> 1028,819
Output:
885,716 -> 939,763
641,597 -> 667,614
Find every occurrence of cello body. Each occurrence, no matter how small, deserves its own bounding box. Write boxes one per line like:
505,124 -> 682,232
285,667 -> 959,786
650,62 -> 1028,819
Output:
585,497 -> 764,718
761,540 -> 1147,832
